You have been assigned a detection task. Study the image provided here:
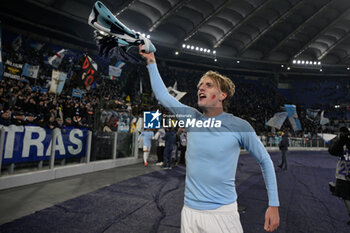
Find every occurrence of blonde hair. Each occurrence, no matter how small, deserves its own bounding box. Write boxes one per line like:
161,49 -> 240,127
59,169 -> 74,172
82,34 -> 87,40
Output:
198,71 -> 235,110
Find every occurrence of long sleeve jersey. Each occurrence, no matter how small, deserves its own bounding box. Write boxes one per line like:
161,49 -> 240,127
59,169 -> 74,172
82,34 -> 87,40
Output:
147,63 -> 279,210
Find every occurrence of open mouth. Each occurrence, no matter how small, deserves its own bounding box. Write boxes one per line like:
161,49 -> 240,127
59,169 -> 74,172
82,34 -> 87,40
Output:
199,93 -> 207,100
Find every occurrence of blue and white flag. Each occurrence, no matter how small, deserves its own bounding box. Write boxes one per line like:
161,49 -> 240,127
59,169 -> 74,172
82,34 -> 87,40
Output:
306,108 -> 320,122
22,63 -> 40,79
0,125 -> 88,164
167,81 -> 187,101
48,49 -> 67,68
50,70 -> 67,94
108,61 -> 125,77
284,104 -> 302,131
266,112 -> 288,129
320,110 -> 330,125
72,88 -> 83,98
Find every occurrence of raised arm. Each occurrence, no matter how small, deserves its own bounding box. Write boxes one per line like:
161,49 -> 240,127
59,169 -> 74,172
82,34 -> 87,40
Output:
139,46 -> 197,118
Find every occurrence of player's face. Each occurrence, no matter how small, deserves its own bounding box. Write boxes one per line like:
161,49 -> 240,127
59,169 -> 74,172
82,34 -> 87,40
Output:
197,77 -> 226,109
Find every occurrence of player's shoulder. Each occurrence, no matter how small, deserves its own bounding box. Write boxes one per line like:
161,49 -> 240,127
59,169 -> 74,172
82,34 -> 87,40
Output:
222,113 -> 254,132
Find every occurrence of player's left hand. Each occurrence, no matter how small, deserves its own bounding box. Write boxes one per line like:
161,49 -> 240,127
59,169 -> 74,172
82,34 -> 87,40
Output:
264,206 -> 279,232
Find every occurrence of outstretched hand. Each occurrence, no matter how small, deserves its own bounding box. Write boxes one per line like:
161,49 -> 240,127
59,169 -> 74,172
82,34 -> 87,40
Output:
264,206 -> 280,232
139,45 -> 156,65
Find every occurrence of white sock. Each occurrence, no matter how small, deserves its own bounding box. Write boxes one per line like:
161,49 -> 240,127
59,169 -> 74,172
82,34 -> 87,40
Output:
143,151 -> 150,164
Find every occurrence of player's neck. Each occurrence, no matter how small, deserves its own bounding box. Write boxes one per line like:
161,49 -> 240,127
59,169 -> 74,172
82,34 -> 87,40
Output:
202,107 -> 224,117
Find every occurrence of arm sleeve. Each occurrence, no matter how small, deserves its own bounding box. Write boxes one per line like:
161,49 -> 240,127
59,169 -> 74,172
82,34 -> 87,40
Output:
240,123 -> 279,207
147,63 -> 198,118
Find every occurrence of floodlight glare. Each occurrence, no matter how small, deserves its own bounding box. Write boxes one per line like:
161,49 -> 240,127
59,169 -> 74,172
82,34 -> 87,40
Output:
182,44 -> 186,48
297,60 -> 301,64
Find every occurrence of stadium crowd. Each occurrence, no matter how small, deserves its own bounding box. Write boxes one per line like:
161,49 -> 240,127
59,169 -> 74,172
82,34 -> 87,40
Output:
0,32 -> 349,138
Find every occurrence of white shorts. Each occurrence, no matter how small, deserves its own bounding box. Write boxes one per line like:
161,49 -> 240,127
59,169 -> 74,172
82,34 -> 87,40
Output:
181,202 -> 243,233
143,146 -> 151,152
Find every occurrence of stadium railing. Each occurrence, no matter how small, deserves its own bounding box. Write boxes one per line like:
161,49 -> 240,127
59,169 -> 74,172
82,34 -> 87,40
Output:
0,125 -> 141,190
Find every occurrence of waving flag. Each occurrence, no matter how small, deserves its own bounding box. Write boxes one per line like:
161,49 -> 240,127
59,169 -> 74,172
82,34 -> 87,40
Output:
81,56 -> 98,87
266,112 -> 288,129
285,104 -> 302,131
22,63 -> 40,79
167,82 -> 187,101
109,61 -> 125,77
306,108 -> 320,122
49,70 -> 67,94
320,110 -> 330,125
48,49 -> 67,68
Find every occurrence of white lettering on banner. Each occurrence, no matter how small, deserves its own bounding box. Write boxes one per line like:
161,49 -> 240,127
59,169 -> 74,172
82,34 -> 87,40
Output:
0,125 -> 85,159
45,130 -> 66,156
22,126 -> 46,157
68,129 -> 83,155
4,125 -> 24,159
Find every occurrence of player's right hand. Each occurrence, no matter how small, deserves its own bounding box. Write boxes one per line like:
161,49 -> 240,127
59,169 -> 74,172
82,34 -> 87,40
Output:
139,45 -> 156,65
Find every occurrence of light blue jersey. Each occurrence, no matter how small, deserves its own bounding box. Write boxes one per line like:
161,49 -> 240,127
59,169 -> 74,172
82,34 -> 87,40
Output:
138,131 -> 154,147
147,63 -> 279,210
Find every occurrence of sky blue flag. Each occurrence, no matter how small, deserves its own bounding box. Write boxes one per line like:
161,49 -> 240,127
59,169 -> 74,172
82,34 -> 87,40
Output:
284,104 -> 302,131
56,74 -> 67,95
266,112 -> 288,130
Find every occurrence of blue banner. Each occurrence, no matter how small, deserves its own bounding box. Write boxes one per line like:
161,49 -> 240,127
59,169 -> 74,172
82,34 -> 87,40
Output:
72,88 -> 83,98
1,125 -> 88,165
284,104 -> 302,131
32,86 -> 48,93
